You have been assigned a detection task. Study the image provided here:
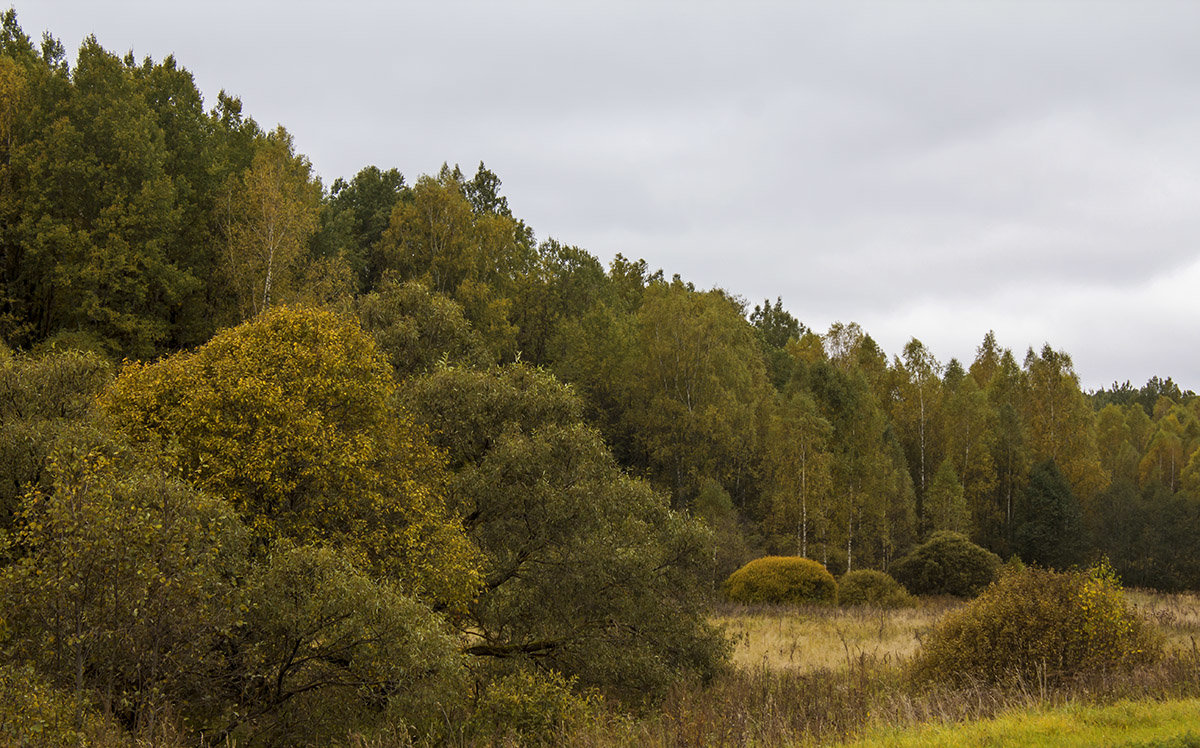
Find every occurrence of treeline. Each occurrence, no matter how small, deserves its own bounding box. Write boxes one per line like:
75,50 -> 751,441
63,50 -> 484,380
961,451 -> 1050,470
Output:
3,11 -> 1199,587
2,11 -> 1200,742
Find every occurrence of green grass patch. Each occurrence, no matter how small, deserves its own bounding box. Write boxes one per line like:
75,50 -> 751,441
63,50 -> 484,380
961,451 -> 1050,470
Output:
849,698 -> 1200,748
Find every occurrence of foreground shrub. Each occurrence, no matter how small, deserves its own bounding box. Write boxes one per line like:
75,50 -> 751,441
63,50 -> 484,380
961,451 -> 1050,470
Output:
914,562 -> 1163,685
890,531 -> 1001,597
722,556 -> 837,605
469,669 -> 599,745
0,663 -> 130,747
838,569 -> 915,608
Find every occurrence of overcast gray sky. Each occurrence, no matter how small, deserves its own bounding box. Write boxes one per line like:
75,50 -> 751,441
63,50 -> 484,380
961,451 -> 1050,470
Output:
14,1 -> 1200,391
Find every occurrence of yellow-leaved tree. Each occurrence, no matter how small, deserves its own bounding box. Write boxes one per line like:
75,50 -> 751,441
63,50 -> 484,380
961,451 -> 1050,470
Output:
97,305 -> 479,610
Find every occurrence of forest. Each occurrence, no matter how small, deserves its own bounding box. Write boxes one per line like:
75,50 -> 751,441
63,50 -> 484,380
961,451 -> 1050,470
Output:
3,11 -> 1200,746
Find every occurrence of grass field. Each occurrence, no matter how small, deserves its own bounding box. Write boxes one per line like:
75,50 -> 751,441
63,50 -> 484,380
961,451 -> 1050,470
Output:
1128,589 -> 1200,654
558,589 -> 1200,747
713,598 -> 960,672
850,698 -> 1200,748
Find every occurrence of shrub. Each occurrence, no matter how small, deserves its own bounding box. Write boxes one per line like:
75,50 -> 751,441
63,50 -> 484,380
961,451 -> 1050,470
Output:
890,531 -> 1001,597
0,663 -> 131,747
914,562 -> 1163,685
838,569 -> 915,608
469,670 -> 599,745
722,556 -> 837,606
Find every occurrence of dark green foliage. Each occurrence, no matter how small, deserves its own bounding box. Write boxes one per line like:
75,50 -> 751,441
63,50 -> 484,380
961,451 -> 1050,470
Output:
890,530 -> 1001,597
355,278 -> 491,376
0,348 -> 112,528
403,364 -> 729,704
1093,480 -> 1200,591
512,238 -> 607,366
1,426 -> 248,733
914,563 -> 1162,685
1015,459 -> 1085,569
837,569 -> 915,608
315,165 -> 407,293
227,544 -> 467,746
722,556 -> 837,606
750,297 -> 806,389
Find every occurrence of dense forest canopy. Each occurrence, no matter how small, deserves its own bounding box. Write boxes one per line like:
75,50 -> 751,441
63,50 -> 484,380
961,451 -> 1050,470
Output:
2,12 -> 1199,744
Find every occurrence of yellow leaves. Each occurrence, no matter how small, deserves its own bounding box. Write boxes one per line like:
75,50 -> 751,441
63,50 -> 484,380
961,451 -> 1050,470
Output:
97,305 -> 481,609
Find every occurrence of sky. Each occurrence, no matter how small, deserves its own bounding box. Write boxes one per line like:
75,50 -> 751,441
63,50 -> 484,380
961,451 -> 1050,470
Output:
13,1 -> 1200,392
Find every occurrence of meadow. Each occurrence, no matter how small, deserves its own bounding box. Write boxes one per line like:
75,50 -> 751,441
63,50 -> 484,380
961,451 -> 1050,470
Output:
548,590 -> 1200,748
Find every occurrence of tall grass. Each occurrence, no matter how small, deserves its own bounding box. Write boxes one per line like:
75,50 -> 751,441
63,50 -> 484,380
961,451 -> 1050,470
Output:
556,590 -> 1200,748
713,598 -> 959,672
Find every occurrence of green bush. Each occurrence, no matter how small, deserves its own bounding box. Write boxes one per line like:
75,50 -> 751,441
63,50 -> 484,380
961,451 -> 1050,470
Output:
838,569 -> 915,608
890,531 -> 1001,597
722,556 -> 837,606
914,562 -> 1163,685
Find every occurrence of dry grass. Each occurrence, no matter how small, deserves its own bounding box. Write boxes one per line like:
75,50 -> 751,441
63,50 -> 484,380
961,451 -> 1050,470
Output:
552,590 -> 1200,747
1127,588 -> 1200,654
712,598 -> 961,673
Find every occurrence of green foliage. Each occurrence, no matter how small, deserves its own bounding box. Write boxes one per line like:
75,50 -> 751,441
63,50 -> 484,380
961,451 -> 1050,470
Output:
925,457 -> 970,535
694,477 -> 754,587
376,164 -> 531,360
354,277 -> 491,377
0,663 -> 131,747
220,126 -> 322,319
0,427 -> 247,731
890,530 -> 1001,597
837,569 -> 915,608
0,17 -> 260,356
624,280 -> 772,507
914,562 -> 1163,685
750,296 -> 806,389
1015,459 -> 1085,569
512,238 -> 607,366
403,364 -> 729,703
228,544 -> 468,746
1123,733 -> 1200,748
722,556 -> 837,606
469,669 -> 598,746
97,305 -> 480,610
315,165 -> 406,293
0,347 -> 112,527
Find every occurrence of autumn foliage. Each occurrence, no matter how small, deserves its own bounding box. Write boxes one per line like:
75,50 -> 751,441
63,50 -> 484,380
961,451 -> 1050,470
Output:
915,562 -> 1162,684
98,305 -> 480,610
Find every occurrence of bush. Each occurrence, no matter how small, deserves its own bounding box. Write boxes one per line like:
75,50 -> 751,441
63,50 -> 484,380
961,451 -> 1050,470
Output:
914,562 -> 1163,685
890,531 -> 1001,597
838,569 -> 915,608
722,556 -> 837,606
0,663 -> 131,747
469,670 -> 599,746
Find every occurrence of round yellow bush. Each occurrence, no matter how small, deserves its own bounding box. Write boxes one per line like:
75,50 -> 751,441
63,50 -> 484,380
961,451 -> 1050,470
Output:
722,556 -> 837,606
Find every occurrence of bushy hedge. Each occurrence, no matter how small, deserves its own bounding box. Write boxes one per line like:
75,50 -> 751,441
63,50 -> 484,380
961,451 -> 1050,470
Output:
890,531 -> 1001,597
838,569 -> 915,608
722,556 -> 837,606
914,562 -> 1162,684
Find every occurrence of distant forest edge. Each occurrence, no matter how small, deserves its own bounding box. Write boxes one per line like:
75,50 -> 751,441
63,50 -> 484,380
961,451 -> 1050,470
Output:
3,8 -> 1199,595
